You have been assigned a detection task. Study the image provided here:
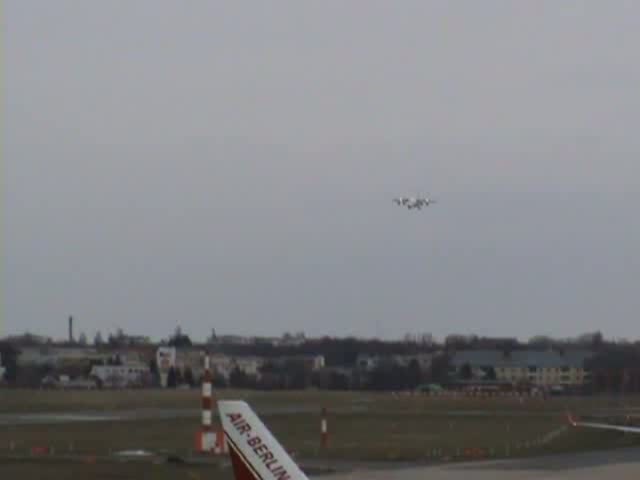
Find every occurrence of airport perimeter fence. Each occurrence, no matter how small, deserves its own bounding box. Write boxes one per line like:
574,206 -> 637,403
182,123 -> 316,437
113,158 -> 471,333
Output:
392,390 -> 549,400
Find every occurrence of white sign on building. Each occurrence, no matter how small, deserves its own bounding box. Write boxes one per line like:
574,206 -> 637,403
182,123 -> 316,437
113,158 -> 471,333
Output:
156,347 -> 176,387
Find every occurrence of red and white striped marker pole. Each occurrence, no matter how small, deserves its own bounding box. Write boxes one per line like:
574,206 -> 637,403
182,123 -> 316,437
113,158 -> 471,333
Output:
320,407 -> 328,449
201,355 -> 215,451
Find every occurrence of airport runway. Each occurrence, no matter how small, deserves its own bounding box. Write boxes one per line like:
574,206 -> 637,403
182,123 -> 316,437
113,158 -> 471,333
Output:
0,409 -> 194,426
324,447 -> 640,480
0,404 -> 576,426
0,405 -> 365,425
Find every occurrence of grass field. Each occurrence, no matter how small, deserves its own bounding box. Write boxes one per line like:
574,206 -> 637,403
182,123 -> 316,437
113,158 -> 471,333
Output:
1,389 -> 640,479
3,388 -> 640,415
0,411 -> 562,459
0,389 -> 366,414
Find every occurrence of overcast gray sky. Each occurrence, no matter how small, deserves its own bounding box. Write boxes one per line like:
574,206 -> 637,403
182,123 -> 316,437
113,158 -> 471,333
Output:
5,1 -> 640,342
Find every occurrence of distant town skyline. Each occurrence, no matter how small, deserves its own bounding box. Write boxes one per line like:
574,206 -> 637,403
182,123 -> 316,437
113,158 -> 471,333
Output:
6,2 -> 640,340
1,324 -> 615,347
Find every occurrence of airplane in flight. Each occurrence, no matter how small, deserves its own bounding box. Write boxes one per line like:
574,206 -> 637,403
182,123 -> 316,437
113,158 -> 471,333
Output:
393,195 -> 437,210
567,413 -> 640,434
219,399 -> 308,480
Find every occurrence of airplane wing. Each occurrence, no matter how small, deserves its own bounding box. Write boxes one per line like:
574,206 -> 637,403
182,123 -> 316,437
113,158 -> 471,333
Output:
219,400 -> 309,480
567,413 -> 640,434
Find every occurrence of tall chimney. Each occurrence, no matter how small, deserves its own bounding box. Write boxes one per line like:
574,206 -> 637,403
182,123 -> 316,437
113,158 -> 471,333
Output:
68,316 -> 74,343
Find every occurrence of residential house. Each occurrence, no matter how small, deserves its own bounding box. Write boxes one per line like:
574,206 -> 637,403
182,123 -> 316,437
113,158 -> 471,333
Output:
175,348 -> 207,380
209,353 -> 235,380
207,354 -> 264,381
233,356 -> 264,378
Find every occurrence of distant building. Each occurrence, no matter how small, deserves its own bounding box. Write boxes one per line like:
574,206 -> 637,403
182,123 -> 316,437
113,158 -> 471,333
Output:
155,347 -> 231,385
41,374 -> 97,390
232,356 -> 264,378
209,353 -> 235,379
355,354 -> 380,371
310,355 -> 325,370
105,347 -> 155,367
156,346 -> 176,387
16,346 -> 108,367
450,349 -> 593,387
4,333 -> 52,345
161,351 -> 267,382
90,364 -> 151,388
175,348 -> 208,381
208,354 -> 264,380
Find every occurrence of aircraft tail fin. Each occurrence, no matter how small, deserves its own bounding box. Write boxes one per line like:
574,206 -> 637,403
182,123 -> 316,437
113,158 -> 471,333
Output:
218,400 -> 309,480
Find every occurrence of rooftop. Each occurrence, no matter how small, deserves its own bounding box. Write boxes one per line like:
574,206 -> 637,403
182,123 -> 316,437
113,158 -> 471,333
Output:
451,349 -> 593,368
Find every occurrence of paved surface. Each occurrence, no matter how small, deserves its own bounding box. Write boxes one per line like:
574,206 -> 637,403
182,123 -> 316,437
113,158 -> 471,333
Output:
0,410 -> 194,425
0,405 -> 587,426
0,405 -> 368,426
323,448 -> 640,480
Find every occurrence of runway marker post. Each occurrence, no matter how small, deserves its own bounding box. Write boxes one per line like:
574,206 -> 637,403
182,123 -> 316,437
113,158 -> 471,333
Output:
320,407 -> 329,449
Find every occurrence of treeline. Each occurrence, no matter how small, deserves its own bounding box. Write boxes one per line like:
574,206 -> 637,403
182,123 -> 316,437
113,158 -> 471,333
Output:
212,332 -> 609,364
6,331 -> 640,393
215,337 -> 436,366
587,345 -> 640,393
0,342 -> 18,384
185,363 -> 445,392
442,332 -> 605,351
150,354 -> 449,392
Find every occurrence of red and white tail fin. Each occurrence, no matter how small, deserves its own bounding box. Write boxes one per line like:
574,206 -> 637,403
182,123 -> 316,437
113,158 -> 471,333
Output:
218,400 -> 309,480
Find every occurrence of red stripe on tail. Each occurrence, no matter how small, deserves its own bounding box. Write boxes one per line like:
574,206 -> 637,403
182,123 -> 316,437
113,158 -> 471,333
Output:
229,441 -> 263,480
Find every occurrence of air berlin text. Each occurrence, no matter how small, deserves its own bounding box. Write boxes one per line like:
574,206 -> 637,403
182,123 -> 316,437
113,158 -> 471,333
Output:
227,413 -> 290,480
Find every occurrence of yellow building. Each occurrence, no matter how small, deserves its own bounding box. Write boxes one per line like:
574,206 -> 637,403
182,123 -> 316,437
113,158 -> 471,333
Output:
453,350 -> 592,387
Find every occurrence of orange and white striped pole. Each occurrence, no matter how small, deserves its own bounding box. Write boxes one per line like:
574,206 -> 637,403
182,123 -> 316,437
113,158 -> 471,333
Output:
201,355 -> 215,451
320,407 -> 328,448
